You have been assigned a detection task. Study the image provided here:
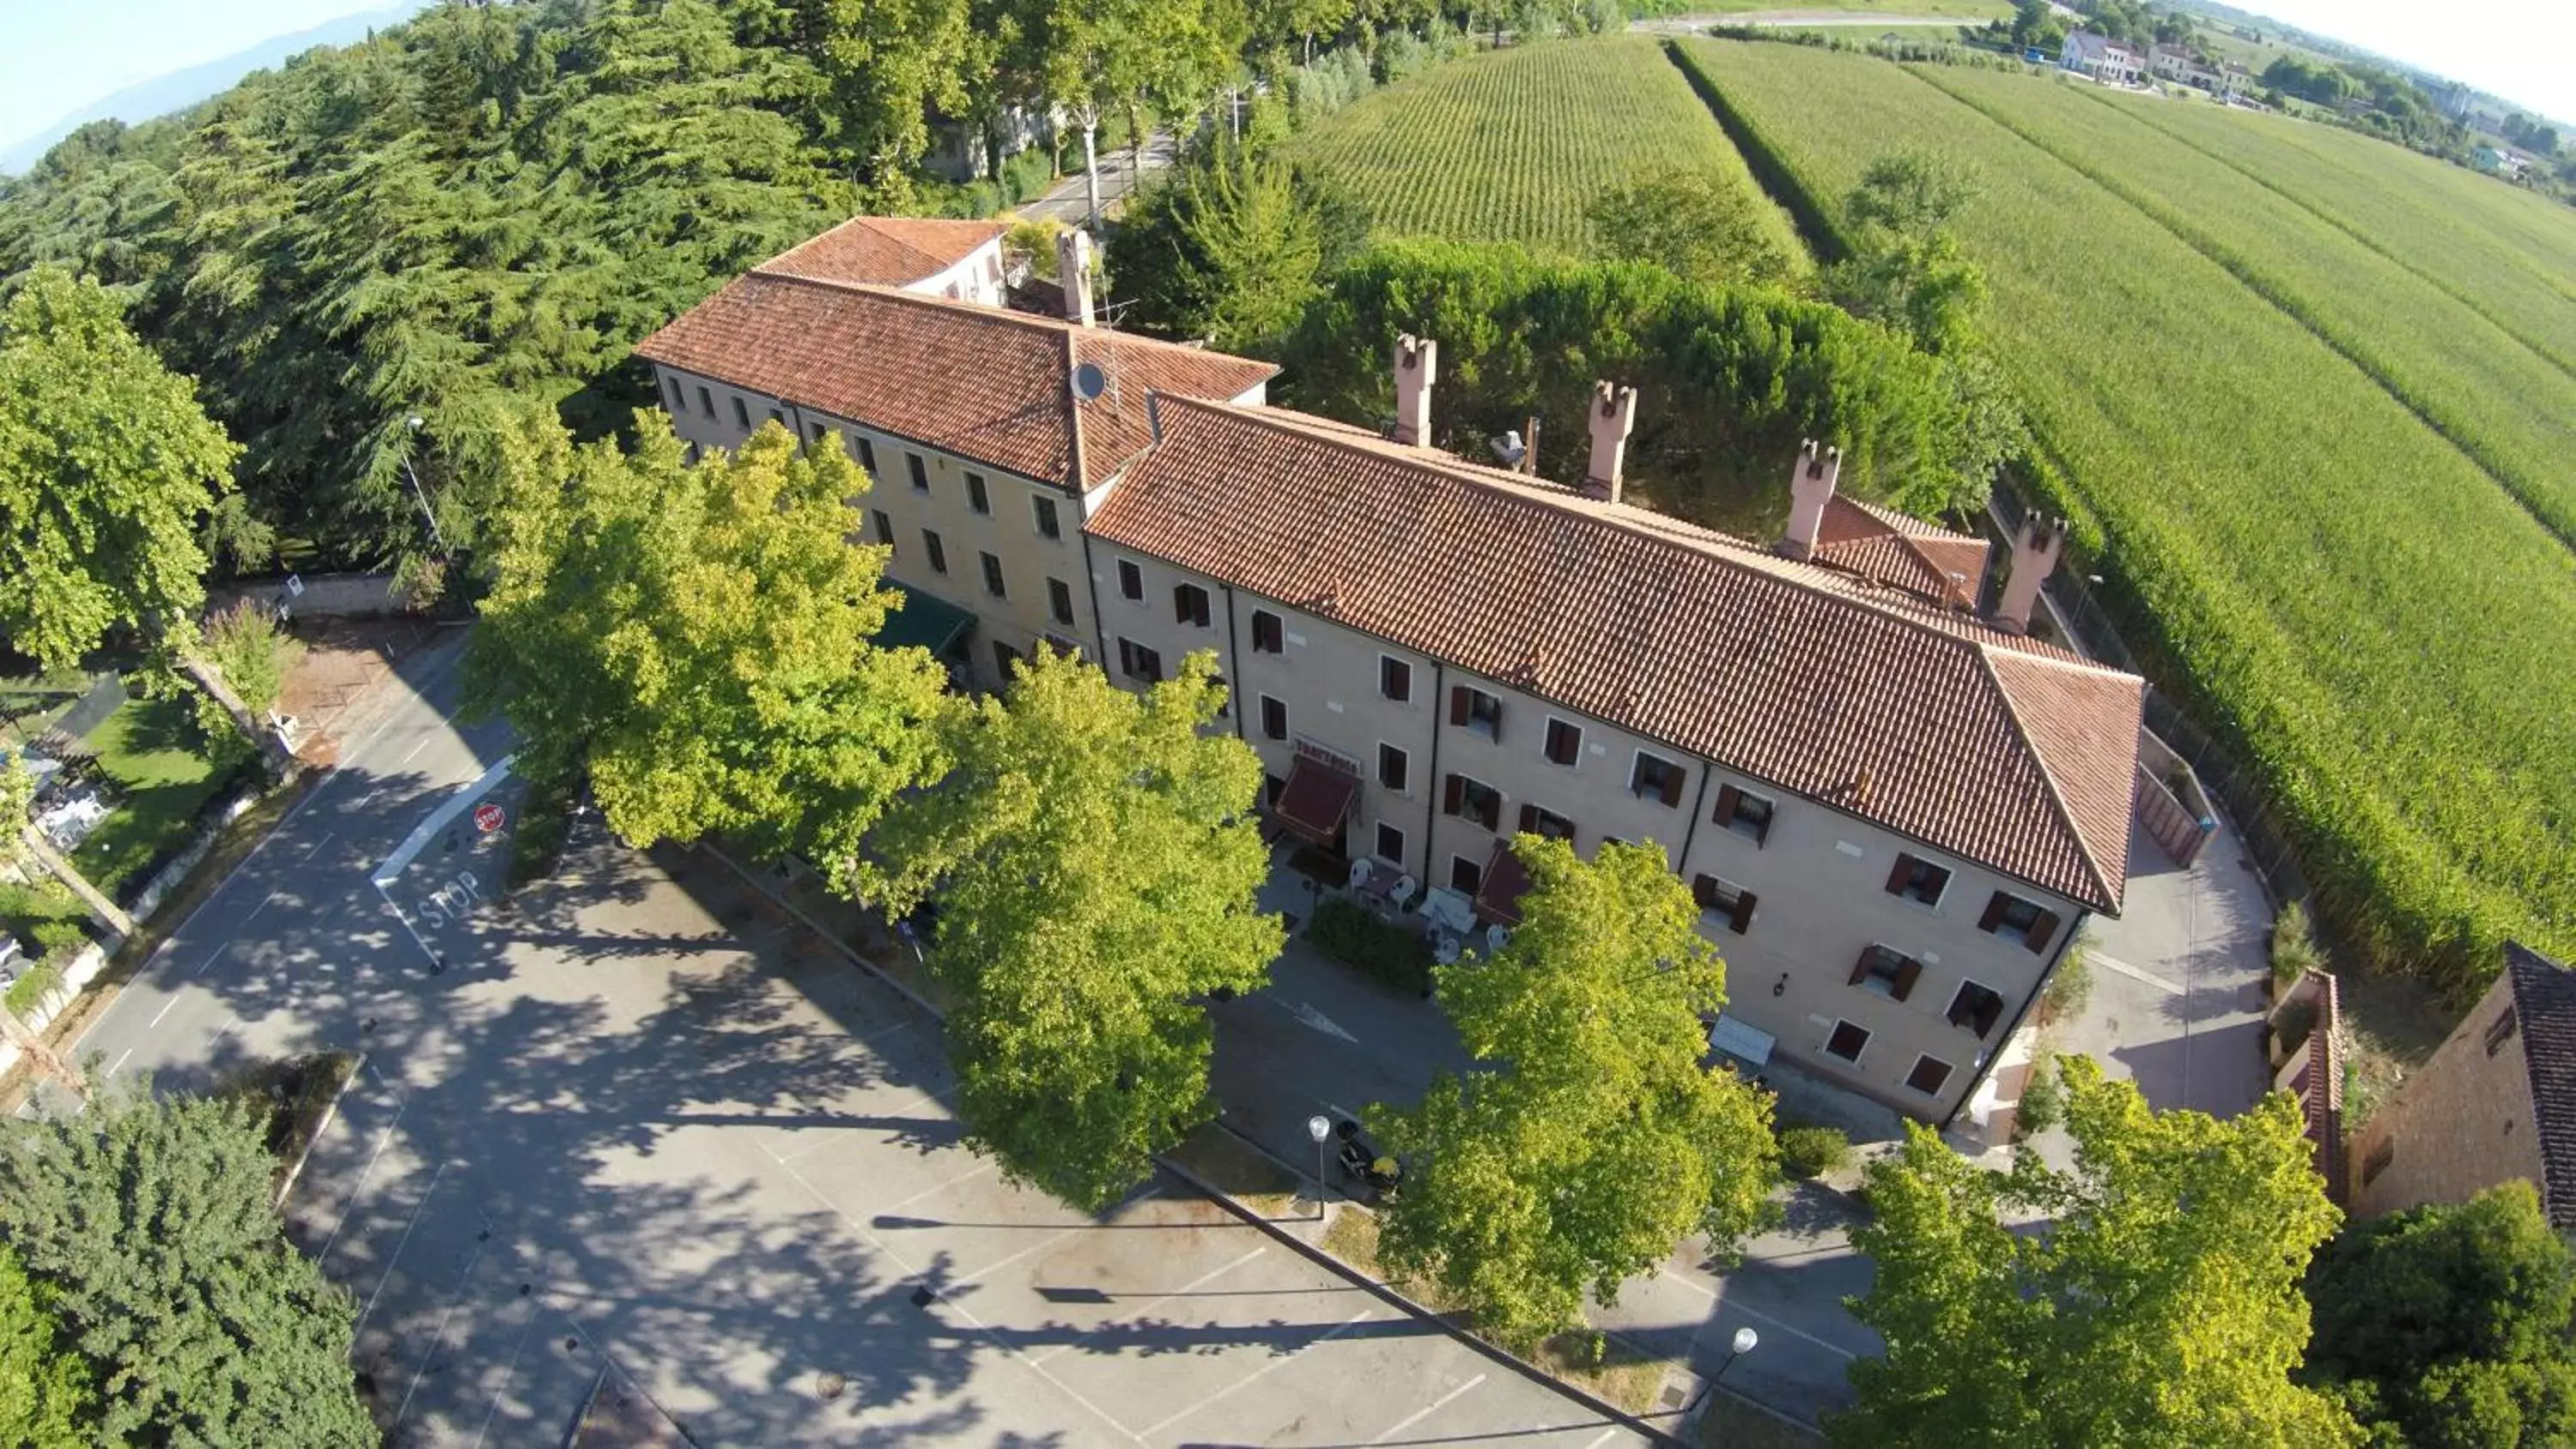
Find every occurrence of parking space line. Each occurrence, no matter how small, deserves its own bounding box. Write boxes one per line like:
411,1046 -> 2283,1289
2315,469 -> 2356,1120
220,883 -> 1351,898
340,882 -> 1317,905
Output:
357,1160 -> 448,1331
950,1190 -> 1163,1294
469,1307 -> 545,1449
1581,1428 -> 1621,1449
316,1105 -> 406,1262
872,1156 -> 999,1212
1656,1270 -> 1857,1360
392,1232 -> 490,1433
1134,1308 -> 1376,1440
1366,1372 -> 1487,1444
1030,1244 -> 1270,1367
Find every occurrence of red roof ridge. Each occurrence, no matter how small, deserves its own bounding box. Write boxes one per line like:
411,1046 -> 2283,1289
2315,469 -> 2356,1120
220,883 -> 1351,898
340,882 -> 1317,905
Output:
1977,646 -> 2133,910
756,215 -> 1008,282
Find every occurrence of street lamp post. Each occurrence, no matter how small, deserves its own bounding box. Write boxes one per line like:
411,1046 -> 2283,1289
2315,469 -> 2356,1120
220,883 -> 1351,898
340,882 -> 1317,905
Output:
1717,1325 -> 1759,1382
1307,1113 -> 1332,1221
403,414 -> 447,555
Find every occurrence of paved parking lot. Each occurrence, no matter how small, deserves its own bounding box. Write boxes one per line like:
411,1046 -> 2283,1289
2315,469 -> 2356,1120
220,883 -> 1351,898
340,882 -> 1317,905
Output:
302,814 -> 1655,1446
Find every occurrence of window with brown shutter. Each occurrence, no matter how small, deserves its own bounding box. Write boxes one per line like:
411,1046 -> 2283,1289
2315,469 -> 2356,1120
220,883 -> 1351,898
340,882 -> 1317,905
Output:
1886,853 -> 1951,906
1378,743 -> 1409,792
1445,774 -> 1500,830
1692,875 -> 1755,935
1380,655 -> 1413,703
1714,784 -> 1774,843
1947,980 -> 2006,1038
1174,584 -> 1211,627
1251,609 -> 1283,653
1260,695 -> 1287,740
1851,945 -> 1922,1001
1631,752 -> 1685,807
1519,803 -> 1574,841
1544,718 -> 1583,767
1118,559 -> 1144,600
1452,685 -> 1502,739
1981,891 -> 2060,954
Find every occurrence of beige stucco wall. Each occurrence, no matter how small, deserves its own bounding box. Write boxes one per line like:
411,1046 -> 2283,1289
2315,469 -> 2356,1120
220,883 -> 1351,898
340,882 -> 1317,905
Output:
905,238 -> 1007,307
2347,970 -> 2546,1221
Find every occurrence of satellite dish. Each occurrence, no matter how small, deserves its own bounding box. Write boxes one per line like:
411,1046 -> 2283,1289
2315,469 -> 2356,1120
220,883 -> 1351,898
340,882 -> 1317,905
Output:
1072,361 -> 1109,402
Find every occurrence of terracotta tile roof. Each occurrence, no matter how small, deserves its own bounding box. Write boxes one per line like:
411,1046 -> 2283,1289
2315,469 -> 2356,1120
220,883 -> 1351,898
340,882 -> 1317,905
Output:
1814,496 -> 1991,609
756,215 -> 1008,287
634,273 -> 1277,489
2506,943 -> 2576,1228
1091,397 -> 2140,911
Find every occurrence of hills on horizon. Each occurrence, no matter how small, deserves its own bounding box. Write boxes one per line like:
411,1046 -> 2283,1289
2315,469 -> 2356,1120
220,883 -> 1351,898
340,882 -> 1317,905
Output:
1,0 -> 433,176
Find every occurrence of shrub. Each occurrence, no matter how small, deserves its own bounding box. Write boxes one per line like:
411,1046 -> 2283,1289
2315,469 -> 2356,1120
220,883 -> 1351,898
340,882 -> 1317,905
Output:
199,598 -> 303,718
4,960 -> 60,1016
2035,927 -> 2094,1026
2013,1053 -> 2064,1138
1305,895 -> 1434,995
2271,900 -> 2326,985
1777,1123 -> 1853,1179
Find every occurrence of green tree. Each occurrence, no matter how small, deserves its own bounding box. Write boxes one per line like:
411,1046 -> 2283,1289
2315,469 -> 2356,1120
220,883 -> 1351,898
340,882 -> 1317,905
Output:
1585,165 -> 1797,289
0,267 -> 237,674
1825,152 -> 1990,357
2303,1180 -> 2576,1447
1833,1057 -> 2359,1448
1372,837 -> 1779,1348
854,650 -> 1280,1210
1115,136 -> 1370,349
1,746 -> 132,949
199,597 -> 305,719
463,412 -> 952,862
0,1082 -> 374,1446
0,1241 -> 94,1447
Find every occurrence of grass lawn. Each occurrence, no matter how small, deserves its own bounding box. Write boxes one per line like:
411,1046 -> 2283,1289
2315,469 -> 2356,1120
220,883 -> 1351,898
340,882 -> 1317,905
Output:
1692,0 -> 2010,16
70,693 -> 249,901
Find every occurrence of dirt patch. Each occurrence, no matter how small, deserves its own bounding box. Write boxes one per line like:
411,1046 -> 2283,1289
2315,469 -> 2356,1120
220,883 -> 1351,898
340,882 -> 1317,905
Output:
2336,968 -> 2451,1133
274,618 -> 439,767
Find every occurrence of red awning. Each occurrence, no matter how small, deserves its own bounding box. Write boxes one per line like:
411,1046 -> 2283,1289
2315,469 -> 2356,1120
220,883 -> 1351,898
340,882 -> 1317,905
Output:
1273,756 -> 1358,847
1474,840 -> 1532,925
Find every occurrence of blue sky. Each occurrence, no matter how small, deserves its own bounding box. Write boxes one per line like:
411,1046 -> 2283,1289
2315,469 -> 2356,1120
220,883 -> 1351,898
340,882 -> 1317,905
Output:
0,0 -> 2572,155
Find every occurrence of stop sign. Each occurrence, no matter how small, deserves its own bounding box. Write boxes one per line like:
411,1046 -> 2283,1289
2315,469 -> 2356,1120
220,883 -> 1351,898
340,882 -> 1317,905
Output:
473,803 -> 506,834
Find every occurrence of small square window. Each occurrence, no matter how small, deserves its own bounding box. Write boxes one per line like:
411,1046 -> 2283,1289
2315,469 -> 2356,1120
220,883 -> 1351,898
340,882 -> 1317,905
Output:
732,396 -> 750,427
1251,609 -> 1284,653
1692,875 -> 1756,935
967,473 -> 990,513
666,378 -> 684,411
1886,853 -> 1952,907
1715,785 -> 1774,846
1380,655 -> 1413,703
1905,1055 -> 1954,1096
1175,584 -> 1212,628
1033,495 -> 1061,540
1259,694 -> 1287,740
922,530 -> 948,574
1630,752 -> 1686,807
907,453 -> 929,491
857,438 -> 878,473
1118,560 -> 1144,601
871,510 -> 893,547
980,552 -> 1006,599
1517,803 -> 1575,841
696,385 -> 714,415
1118,638 -> 1163,684
992,641 -> 1018,679
1824,1020 -> 1871,1064
1048,578 -> 1076,627
1947,980 -> 2007,1039
1850,945 -> 1922,1001
1376,822 -> 1406,864
1450,685 -> 1502,739
1443,774 -> 1502,831
1980,892 -> 2061,954
1449,854 -> 1484,895
1543,718 -> 1583,767
1378,743 -> 1409,792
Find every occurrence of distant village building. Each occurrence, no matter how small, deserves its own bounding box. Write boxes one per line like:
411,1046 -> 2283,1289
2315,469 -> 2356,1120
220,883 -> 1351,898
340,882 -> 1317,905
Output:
2060,32 -> 2144,86
2346,943 -> 2576,1229
925,105 -> 1052,184
2147,45 -> 2239,95
2473,145 -> 2530,179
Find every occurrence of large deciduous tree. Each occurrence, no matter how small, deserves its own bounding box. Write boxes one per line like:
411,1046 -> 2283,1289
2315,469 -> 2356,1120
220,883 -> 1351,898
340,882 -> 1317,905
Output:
1585,165 -> 1797,290
2302,1179 -> 2576,1447
0,266 -> 237,673
1372,837 -> 1780,1348
854,650 -> 1280,1210
1114,136 -> 1369,350
0,1082 -> 375,1446
1833,1056 -> 2360,1448
464,413 -> 953,861
0,1242 -> 94,1447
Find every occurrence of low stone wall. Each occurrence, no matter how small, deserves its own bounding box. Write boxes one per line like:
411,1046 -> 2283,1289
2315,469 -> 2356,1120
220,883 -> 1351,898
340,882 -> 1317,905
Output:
210,572 -> 408,621
0,940 -> 108,1078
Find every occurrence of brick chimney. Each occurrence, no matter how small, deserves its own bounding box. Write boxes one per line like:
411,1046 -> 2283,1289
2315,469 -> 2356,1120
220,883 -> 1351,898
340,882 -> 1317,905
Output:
1777,439 -> 1842,561
1579,382 -> 1637,503
1992,514 -> 2066,635
1058,228 -> 1096,327
1392,334 -> 1437,446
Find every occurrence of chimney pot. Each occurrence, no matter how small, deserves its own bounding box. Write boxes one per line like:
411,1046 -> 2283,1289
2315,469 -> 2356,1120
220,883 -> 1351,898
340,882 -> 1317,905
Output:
1579,381 -> 1637,504
1057,228 -> 1097,327
1991,514 -> 2067,635
1778,438 -> 1843,560
1392,335 -> 1437,446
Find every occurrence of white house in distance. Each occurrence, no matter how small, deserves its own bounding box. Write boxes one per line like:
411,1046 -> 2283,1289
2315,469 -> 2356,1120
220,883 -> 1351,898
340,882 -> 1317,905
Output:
635,219 -> 2148,1125
2061,32 -> 2145,86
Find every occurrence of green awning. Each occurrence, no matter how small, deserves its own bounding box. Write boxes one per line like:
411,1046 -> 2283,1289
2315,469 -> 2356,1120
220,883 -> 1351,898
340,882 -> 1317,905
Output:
875,582 -> 975,656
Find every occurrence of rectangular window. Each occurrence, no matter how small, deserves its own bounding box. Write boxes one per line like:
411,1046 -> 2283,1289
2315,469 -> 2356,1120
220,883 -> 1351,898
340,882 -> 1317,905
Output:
1260,694 -> 1287,741
1886,853 -> 1953,907
1449,685 -> 1502,740
807,420 -> 829,446
732,396 -> 750,427
1543,718 -> 1583,767
1118,559 -> 1145,600
1947,979 -> 2007,1039
980,551 -> 1006,598
1849,945 -> 1923,1002
1692,875 -> 1757,935
665,378 -> 684,412
992,641 -> 1018,679
1516,803 -> 1575,842
871,510 -> 893,547
1251,609 -> 1285,653
1033,494 -> 1061,540
1978,892 -> 2062,954
696,385 -> 714,415
1379,655 -> 1413,703
1377,743 -> 1409,793
2487,1008 -> 2521,1057
1442,774 -> 1502,832
1175,584 -> 1212,628
922,530 -> 948,573
966,472 -> 990,514
858,438 -> 878,473
907,453 -> 930,491
683,441 -> 702,465
1630,751 -> 1686,807
1375,822 -> 1406,864
767,406 -> 783,426
2360,1139 -> 2395,1187
1824,1020 -> 1871,1064
1905,1055 -> 1954,1097
1048,578 -> 1076,627
1449,854 -> 1484,895
1117,638 -> 1163,684
1712,785 -> 1775,846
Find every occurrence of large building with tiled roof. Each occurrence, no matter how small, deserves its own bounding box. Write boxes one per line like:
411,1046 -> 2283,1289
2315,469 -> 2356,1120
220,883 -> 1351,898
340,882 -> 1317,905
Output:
635,219 -> 2144,1119
755,215 -> 1013,303
2348,943 -> 2576,1228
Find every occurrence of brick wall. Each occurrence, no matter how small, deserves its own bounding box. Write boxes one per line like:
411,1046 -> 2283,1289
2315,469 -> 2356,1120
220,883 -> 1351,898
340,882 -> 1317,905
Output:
2347,968 -> 2544,1220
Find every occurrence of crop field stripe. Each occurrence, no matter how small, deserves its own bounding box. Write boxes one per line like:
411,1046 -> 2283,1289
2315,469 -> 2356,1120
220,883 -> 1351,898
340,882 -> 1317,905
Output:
1905,65 -> 2576,557
2079,88 -> 2576,383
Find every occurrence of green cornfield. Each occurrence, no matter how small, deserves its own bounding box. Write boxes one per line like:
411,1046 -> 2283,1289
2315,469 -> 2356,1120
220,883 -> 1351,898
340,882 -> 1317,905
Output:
1291,38 -> 1807,265
1674,39 -> 2576,989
